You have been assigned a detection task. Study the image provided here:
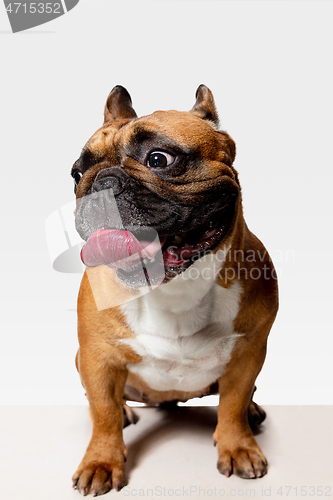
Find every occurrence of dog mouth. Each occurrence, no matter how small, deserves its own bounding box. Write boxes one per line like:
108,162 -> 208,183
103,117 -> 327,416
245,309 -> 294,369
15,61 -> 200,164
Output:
80,194 -> 236,288
115,203 -> 235,287
159,209 -> 228,267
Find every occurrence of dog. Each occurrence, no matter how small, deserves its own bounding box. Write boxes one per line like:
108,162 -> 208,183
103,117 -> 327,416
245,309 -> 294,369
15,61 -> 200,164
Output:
71,85 -> 278,496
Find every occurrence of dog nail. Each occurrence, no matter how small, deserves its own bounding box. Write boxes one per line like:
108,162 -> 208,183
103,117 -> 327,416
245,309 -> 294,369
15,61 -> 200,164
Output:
80,488 -> 86,496
92,489 -> 97,497
248,471 -> 255,478
72,478 -> 78,488
224,470 -> 231,478
255,469 -> 263,477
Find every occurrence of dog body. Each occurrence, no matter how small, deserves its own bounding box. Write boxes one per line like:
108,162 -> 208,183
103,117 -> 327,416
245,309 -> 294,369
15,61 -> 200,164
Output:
71,85 -> 278,496
121,256 -> 242,399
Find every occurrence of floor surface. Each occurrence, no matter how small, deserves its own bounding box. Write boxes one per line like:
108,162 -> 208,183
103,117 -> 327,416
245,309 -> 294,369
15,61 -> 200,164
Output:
0,405 -> 332,500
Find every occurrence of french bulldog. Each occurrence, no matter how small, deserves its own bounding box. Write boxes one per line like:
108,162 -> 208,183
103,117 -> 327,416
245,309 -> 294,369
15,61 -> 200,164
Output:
71,85 -> 278,496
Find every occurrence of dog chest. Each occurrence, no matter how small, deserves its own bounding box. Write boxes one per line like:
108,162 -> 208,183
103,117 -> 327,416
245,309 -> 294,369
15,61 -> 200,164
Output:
120,271 -> 242,392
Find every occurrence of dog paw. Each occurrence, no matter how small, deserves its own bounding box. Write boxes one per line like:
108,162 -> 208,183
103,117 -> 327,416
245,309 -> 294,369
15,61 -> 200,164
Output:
123,403 -> 139,428
72,461 -> 126,496
217,442 -> 267,479
248,401 -> 266,429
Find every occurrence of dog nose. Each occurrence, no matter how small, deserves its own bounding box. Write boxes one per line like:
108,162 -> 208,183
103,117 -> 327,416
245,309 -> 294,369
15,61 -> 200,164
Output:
92,167 -> 128,195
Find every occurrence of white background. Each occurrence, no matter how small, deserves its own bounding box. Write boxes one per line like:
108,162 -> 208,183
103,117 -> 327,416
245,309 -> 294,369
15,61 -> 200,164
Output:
0,0 -> 332,405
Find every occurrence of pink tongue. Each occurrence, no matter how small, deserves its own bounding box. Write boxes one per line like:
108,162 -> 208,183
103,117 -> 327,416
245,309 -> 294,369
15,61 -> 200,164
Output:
80,229 -> 165,269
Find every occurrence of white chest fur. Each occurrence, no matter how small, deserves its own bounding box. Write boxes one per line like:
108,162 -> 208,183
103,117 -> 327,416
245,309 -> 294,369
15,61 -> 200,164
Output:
120,252 -> 242,392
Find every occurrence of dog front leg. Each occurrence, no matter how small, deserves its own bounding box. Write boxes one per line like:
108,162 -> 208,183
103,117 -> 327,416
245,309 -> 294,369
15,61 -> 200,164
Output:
72,347 -> 127,496
213,338 -> 268,479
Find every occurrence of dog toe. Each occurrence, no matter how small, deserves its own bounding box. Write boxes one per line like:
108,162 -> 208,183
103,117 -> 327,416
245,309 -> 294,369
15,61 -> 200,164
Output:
73,460 -> 125,496
217,442 -> 267,480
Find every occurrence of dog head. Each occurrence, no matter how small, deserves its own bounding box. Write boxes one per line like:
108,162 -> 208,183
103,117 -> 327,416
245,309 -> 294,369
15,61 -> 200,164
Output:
72,85 -> 241,287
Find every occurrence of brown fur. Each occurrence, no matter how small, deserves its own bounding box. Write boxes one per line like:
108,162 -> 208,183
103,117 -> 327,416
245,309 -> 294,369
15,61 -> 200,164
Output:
71,85 -> 278,495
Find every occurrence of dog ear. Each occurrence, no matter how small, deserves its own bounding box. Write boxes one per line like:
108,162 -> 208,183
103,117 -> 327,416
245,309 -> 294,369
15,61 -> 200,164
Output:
104,85 -> 137,123
190,85 -> 219,126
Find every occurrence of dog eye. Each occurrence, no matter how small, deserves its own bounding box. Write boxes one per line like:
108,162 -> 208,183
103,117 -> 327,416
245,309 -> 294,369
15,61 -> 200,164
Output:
72,170 -> 82,183
71,170 -> 83,191
147,151 -> 175,168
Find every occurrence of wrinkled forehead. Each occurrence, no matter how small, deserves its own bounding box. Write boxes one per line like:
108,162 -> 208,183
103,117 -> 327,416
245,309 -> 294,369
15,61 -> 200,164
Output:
85,110 -> 220,158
